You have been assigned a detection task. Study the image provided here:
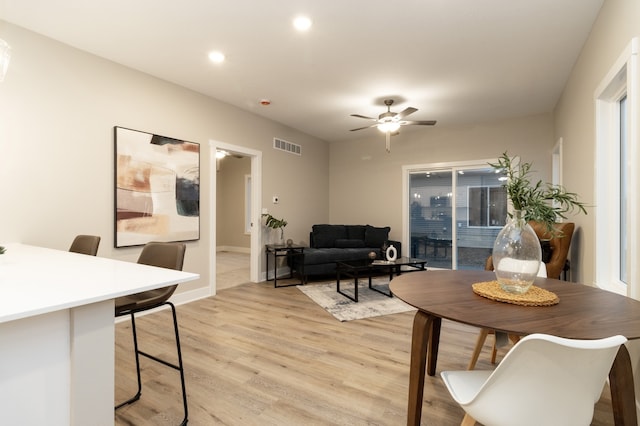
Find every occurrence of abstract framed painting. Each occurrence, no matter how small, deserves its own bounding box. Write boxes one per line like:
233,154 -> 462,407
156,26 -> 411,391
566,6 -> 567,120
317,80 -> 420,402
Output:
114,126 -> 200,248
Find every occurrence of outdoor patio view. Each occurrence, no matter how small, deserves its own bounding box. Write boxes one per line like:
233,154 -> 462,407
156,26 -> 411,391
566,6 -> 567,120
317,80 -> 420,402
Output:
409,166 -> 507,270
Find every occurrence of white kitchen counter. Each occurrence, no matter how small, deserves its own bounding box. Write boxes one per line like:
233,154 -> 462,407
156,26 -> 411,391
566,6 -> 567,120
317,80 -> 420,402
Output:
0,243 -> 200,425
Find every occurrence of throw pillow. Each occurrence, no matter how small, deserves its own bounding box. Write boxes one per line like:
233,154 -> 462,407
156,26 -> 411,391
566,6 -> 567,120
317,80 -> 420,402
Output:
312,224 -> 347,248
364,225 -> 390,248
346,225 -> 367,241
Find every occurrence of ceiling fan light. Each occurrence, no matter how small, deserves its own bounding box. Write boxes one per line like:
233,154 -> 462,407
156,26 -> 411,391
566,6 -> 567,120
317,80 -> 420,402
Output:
208,50 -> 225,64
293,16 -> 312,31
378,122 -> 400,133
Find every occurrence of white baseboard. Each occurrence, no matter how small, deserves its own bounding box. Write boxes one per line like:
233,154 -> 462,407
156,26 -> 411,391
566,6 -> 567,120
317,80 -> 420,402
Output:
172,286 -> 213,304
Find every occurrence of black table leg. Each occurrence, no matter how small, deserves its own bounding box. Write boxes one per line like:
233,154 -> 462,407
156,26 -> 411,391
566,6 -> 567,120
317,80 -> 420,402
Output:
368,267 -> 393,297
337,268 -> 359,302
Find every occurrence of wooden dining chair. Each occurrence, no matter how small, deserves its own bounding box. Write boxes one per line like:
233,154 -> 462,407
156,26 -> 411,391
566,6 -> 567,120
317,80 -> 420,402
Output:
443,333 -> 627,426
485,222 -> 575,279
114,242 -> 188,426
68,234 -> 101,256
469,221 -> 575,370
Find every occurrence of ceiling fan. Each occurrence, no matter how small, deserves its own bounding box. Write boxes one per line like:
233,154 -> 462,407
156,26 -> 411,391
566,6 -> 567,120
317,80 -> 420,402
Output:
350,99 -> 436,152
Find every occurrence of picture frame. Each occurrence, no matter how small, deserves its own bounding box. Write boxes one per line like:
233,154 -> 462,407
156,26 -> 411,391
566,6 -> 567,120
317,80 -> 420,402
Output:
114,126 -> 200,248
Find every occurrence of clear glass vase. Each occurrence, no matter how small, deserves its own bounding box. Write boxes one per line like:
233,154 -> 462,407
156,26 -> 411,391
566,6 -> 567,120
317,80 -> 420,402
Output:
273,228 -> 284,246
492,210 -> 542,294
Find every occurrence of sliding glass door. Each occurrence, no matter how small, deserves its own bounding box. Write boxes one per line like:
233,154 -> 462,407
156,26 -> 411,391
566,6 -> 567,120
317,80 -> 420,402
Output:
406,161 -> 506,270
409,171 -> 454,268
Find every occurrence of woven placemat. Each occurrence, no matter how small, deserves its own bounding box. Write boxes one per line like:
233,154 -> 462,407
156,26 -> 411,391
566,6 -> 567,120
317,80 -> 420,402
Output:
472,281 -> 559,306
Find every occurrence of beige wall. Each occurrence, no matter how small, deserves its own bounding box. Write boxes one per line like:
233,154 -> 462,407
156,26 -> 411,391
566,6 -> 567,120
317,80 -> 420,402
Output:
216,156 -> 250,250
329,114 -> 555,243
554,0 -> 640,284
5,0 -> 634,292
0,21 -> 330,296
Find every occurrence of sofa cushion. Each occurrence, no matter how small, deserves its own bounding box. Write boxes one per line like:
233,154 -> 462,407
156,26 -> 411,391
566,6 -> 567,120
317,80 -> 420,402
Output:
312,224 -> 347,248
335,239 -> 366,248
303,247 -> 374,265
346,225 -> 367,241
364,225 -> 390,248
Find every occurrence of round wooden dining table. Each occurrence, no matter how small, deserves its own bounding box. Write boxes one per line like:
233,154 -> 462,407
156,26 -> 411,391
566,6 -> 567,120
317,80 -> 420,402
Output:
390,269 -> 640,426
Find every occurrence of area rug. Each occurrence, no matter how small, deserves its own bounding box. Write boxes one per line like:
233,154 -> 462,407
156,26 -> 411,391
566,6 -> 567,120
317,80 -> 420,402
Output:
297,278 -> 416,322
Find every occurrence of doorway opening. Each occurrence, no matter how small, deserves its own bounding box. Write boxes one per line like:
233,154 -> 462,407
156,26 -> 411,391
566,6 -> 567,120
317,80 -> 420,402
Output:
210,141 -> 262,295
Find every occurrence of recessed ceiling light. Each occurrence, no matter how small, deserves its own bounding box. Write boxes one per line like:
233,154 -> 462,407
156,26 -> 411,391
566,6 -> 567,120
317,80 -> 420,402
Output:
293,16 -> 312,31
208,51 -> 225,64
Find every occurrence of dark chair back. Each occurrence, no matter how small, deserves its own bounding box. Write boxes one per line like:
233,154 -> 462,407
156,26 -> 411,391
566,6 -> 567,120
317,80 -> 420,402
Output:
69,235 -> 101,256
137,241 -> 186,271
115,242 -> 186,316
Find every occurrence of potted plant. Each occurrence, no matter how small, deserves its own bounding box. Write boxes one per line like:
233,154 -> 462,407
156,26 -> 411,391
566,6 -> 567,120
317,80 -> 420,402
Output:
488,152 -> 587,293
262,213 -> 287,245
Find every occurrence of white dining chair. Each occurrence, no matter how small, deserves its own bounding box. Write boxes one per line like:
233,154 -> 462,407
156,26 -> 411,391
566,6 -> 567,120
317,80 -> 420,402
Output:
442,333 -> 627,426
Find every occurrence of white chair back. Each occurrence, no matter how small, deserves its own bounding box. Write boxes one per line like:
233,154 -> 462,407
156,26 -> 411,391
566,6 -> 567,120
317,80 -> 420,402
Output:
537,261 -> 547,277
495,257 -> 541,276
442,333 -> 627,426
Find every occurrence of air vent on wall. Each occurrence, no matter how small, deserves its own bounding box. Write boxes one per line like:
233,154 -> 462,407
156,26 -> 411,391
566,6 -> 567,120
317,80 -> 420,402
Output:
273,137 -> 301,155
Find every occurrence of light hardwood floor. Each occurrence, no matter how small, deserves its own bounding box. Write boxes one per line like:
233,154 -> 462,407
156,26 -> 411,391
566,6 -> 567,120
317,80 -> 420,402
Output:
115,280 -> 616,425
216,251 -> 251,290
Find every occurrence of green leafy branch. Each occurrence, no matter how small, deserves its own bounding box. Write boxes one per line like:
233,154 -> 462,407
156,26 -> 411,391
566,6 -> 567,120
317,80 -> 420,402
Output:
489,152 -> 587,233
262,213 -> 287,229
262,213 -> 287,241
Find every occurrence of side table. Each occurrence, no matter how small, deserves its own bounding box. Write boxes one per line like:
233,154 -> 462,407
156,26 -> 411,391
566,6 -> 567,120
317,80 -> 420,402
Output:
265,244 -> 306,288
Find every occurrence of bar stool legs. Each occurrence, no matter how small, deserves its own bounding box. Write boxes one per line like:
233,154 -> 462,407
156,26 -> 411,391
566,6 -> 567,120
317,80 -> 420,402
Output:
115,301 -> 188,426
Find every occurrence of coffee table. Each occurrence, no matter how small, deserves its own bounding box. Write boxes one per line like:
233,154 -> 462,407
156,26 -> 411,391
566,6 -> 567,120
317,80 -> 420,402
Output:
336,256 -> 427,302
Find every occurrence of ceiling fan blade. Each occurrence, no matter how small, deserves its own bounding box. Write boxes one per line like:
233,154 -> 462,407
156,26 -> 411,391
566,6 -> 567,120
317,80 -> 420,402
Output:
396,107 -> 417,120
350,114 -> 377,120
401,120 -> 437,126
350,124 -> 378,132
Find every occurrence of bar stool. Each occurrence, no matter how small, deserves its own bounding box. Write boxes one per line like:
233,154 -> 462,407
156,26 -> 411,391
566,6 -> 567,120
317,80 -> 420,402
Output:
114,242 -> 188,426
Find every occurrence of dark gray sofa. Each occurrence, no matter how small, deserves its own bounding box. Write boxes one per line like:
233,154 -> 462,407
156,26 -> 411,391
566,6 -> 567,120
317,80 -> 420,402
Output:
295,224 -> 401,280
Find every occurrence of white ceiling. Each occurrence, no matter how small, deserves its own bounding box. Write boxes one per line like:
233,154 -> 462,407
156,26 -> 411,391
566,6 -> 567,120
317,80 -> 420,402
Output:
0,0 -> 603,143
